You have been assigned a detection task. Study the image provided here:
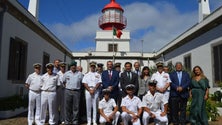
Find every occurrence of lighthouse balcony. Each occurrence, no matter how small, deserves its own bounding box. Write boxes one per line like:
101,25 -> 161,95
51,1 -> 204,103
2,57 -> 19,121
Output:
99,14 -> 127,30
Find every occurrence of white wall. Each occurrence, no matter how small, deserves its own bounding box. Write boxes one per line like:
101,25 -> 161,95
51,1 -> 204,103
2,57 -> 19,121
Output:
96,31 -> 130,51
0,12 -> 72,97
74,57 -> 155,74
165,37 -> 222,93
96,41 -> 130,52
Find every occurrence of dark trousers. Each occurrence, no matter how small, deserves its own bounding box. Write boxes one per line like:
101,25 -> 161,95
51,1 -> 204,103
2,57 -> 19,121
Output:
64,89 -> 81,124
79,87 -> 87,123
170,96 -> 187,125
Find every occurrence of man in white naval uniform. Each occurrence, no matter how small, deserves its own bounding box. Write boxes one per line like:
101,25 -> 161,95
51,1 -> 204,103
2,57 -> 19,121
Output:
142,80 -> 168,125
25,63 -> 42,125
99,89 -> 120,125
56,62 -> 66,124
63,61 -> 83,125
151,62 -> 171,111
82,61 -> 102,125
121,84 -> 142,125
40,63 -> 59,125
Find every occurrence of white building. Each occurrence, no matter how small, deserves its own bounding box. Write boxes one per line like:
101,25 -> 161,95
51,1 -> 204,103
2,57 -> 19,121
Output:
72,0 -> 222,93
1,0 -> 221,119
73,0 -> 156,73
1,0 -> 221,98
0,0 -> 73,98
154,0 -> 222,93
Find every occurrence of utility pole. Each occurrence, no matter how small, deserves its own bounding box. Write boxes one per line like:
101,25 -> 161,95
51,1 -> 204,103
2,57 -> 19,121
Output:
141,40 -> 144,56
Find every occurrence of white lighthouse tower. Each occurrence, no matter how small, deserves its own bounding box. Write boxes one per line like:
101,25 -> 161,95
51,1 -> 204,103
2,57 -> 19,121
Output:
95,0 -> 130,52
28,0 -> 39,19
198,0 -> 210,22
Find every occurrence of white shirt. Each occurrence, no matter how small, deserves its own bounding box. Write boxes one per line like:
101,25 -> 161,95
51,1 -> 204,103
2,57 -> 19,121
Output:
53,67 -> 60,75
40,73 -> 59,91
99,98 -> 116,114
134,70 -> 141,76
121,95 -> 142,114
25,72 -> 41,91
82,71 -> 102,87
151,71 -> 171,89
142,91 -> 168,112
63,70 -> 83,89
57,71 -> 64,86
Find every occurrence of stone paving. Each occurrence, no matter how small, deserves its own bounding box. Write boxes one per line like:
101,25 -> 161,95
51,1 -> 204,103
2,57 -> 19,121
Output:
0,112 -> 221,125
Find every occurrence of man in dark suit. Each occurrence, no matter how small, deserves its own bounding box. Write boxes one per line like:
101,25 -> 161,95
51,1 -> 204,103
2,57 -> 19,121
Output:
120,62 -> 139,96
101,61 -> 120,102
133,61 -> 141,76
169,62 -> 191,125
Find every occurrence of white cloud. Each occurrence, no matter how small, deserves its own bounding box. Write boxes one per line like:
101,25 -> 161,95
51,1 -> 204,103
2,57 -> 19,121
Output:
124,1 -> 197,52
48,14 -> 100,44
47,0 -> 221,52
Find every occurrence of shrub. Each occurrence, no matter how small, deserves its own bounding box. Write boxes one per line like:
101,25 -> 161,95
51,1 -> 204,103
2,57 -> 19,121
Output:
186,96 -> 220,121
0,95 -> 28,111
206,99 -> 220,121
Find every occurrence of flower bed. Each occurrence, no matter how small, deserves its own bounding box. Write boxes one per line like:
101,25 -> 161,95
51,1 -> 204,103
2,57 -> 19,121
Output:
0,95 -> 28,119
0,107 -> 27,119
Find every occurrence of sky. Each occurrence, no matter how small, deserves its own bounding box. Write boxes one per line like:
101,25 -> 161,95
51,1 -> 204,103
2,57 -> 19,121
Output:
18,0 -> 222,52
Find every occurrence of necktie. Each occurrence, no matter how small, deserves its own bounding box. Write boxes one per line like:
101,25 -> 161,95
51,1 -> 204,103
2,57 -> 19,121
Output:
178,72 -> 182,85
136,70 -> 139,75
127,72 -> 131,80
109,70 -> 112,80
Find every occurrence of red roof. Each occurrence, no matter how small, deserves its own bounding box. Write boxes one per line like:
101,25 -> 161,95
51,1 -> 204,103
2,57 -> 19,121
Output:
102,0 -> 124,12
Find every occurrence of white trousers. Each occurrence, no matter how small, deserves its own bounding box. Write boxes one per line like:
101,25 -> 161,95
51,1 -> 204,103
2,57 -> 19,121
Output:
121,112 -> 141,125
142,111 -> 168,125
56,86 -> 65,122
28,90 -> 41,125
99,111 -> 120,125
40,91 -> 57,125
85,90 -> 99,123
159,91 -> 169,112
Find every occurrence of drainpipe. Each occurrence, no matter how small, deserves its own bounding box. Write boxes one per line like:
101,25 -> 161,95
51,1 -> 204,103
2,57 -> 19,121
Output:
0,0 -> 8,77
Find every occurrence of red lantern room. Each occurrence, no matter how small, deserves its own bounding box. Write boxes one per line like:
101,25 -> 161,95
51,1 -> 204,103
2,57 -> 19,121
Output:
98,0 -> 127,30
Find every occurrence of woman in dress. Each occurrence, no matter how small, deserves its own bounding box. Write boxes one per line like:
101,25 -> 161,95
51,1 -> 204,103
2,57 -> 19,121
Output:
189,66 -> 210,125
138,66 -> 151,100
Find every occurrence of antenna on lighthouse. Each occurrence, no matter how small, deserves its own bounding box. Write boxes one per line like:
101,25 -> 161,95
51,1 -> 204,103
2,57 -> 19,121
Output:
198,0 -> 210,23
28,0 -> 39,20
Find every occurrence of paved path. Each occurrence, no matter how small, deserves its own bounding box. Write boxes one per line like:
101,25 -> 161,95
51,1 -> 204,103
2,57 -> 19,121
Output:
0,112 -> 222,125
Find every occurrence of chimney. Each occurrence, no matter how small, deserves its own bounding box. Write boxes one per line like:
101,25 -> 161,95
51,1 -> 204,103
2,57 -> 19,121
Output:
28,0 -> 39,20
198,0 -> 210,23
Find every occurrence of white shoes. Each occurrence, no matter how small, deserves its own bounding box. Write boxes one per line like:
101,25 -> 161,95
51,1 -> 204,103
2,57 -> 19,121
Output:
87,121 -> 97,125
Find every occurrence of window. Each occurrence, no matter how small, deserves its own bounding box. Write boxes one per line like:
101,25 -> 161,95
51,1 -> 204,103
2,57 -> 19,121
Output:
213,43 -> 222,86
108,44 -> 118,52
184,54 -> 191,71
8,37 -> 27,81
167,61 -> 172,67
42,52 -> 50,73
167,61 -> 173,72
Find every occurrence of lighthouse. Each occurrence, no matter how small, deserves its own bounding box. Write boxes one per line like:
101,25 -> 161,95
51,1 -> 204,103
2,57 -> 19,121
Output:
99,0 -> 126,30
95,0 -> 130,52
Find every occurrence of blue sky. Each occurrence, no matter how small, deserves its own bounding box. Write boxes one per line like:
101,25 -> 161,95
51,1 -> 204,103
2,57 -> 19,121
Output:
18,0 -> 222,52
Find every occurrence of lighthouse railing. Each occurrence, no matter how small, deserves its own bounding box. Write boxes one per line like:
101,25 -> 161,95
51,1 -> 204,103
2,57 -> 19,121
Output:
98,14 -> 127,26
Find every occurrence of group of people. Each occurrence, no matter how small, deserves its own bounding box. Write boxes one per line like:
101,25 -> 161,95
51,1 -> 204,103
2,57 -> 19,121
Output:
25,59 -> 210,125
